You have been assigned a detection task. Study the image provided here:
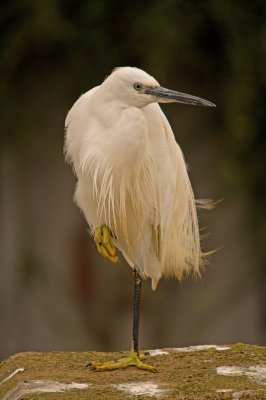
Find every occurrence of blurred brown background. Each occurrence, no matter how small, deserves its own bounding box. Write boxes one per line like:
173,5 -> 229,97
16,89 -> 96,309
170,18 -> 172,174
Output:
0,1 -> 265,360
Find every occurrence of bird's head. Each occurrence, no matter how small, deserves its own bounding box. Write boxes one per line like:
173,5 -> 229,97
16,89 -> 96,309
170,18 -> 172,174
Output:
101,67 -> 216,109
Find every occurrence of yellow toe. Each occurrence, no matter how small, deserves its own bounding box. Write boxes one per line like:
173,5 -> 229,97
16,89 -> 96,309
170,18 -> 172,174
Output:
94,225 -> 118,263
89,350 -> 157,373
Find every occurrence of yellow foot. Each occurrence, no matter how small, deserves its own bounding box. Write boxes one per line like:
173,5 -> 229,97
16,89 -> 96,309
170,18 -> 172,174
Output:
94,225 -> 118,263
89,350 -> 157,372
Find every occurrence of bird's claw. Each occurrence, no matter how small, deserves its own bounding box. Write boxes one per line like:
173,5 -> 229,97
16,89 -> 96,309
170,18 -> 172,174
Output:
94,225 -> 118,263
89,350 -> 157,372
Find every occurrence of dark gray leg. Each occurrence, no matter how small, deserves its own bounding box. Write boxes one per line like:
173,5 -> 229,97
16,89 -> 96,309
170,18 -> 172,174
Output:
89,267 -> 156,371
132,268 -> 142,354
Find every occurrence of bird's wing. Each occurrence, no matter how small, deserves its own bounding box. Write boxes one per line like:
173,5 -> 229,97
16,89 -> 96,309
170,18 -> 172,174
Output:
143,103 -> 178,249
144,104 -> 202,287
64,87 -> 99,169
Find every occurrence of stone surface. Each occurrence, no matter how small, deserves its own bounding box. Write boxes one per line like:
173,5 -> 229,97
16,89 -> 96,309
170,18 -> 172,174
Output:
0,344 -> 266,399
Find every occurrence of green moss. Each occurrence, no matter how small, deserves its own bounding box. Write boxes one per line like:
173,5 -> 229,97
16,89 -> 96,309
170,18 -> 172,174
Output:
0,345 -> 266,399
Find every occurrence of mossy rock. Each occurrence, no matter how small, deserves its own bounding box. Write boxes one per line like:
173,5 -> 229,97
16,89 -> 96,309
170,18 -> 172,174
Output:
0,344 -> 266,399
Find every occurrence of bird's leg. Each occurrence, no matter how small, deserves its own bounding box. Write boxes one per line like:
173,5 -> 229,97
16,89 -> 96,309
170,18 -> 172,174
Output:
132,268 -> 142,354
89,268 -> 157,372
94,225 -> 118,263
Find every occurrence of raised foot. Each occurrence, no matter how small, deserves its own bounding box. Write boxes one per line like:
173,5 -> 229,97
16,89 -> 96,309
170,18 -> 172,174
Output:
89,351 -> 157,372
94,225 -> 118,263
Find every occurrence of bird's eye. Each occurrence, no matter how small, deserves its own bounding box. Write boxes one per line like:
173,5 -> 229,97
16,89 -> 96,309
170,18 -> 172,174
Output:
134,83 -> 142,91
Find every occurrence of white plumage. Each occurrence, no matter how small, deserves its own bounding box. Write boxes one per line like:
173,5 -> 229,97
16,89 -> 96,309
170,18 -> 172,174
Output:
65,67 -> 214,290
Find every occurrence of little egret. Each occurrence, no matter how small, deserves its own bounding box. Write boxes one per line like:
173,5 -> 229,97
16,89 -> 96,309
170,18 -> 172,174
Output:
65,67 -> 215,372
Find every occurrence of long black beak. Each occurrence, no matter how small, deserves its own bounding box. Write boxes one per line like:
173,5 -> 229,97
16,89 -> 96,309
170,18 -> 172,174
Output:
145,86 -> 216,107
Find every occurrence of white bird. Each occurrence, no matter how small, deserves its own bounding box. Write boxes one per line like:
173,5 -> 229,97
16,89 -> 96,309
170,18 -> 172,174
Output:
64,66 -> 215,372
